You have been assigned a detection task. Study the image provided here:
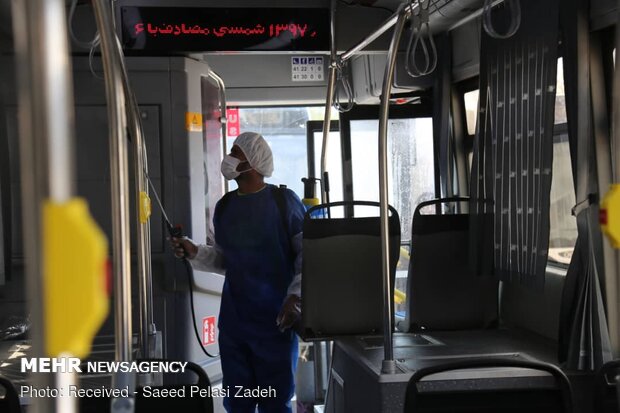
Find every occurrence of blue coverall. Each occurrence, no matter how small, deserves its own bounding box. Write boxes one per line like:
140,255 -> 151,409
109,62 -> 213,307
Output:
212,184 -> 305,412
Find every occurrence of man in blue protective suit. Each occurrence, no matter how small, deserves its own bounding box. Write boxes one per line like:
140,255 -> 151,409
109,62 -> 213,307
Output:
170,131 -> 305,413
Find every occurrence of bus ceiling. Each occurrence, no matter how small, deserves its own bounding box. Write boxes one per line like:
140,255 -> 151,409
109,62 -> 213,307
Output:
0,1 -> 617,54
0,0 -> 617,107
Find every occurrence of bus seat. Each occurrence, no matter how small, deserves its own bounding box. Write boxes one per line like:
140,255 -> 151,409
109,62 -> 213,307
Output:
404,197 -> 498,332
0,376 -> 20,413
300,201 -> 400,340
404,357 -> 573,413
135,360 -> 213,413
594,360 -> 620,413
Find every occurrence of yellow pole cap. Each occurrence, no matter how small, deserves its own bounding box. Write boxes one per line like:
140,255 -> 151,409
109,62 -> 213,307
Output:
43,198 -> 109,358
601,184 -> 620,249
302,198 -> 320,208
139,191 -> 152,224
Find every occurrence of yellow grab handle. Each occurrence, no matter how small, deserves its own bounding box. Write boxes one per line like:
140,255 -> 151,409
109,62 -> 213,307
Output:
601,184 -> 620,249
43,198 -> 109,358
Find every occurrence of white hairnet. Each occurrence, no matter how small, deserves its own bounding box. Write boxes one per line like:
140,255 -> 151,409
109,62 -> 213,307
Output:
233,132 -> 274,177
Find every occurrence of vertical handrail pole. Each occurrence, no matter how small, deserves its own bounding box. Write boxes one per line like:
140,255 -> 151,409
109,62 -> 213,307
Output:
92,2 -> 135,411
320,0 -> 338,203
127,95 -> 153,359
142,141 -> 155,346
111,25 -> 155,361
11,0 -> 77,411
315,0 -> 338,405
614,7 -> 620,184
113,31 -> 156,359
378,5 -> 408,374
612,4 -> 620,401
92,0 -> 132,365
209,71 -> 229,193
38,0 -> 79,407
142,142 -> 155,345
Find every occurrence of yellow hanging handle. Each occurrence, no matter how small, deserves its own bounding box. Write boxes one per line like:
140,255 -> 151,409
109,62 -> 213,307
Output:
139,191 -> 152,224
43,198 -> 109,358
601,184 -> 620,249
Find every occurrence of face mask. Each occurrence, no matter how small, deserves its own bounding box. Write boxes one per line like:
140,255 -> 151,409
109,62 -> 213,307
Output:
221,155 -> 241,180
221,155 -> 252,180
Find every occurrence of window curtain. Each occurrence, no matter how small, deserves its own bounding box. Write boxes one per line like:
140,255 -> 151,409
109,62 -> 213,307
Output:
470,0 -> 560,287
557,0 -> 613,370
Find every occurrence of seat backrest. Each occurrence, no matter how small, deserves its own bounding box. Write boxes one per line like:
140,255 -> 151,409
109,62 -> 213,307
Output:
301,201 -> 400,340
404,197 -> 498,331
0,376 -> 21,413
594,360 -> 620,413
404,357 -> 573,413
135,360 -> 213,413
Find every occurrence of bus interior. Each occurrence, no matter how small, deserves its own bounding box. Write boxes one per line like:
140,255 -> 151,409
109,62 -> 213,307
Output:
0,0 -> 619,412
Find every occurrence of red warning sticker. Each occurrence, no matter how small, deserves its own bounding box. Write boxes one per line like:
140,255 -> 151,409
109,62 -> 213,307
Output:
226,107 -> 240,138
202,316 -> 216,346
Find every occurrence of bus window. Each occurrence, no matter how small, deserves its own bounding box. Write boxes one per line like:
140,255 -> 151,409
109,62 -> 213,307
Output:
548,130 -> 575,266
350,118 -> 435,243
348,116 -> 434,320
554,59 -> 567,125
548,58 -> 577,267
227,107 -> 325,198
464,89 -> 480,136
463,88 -> 479,171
